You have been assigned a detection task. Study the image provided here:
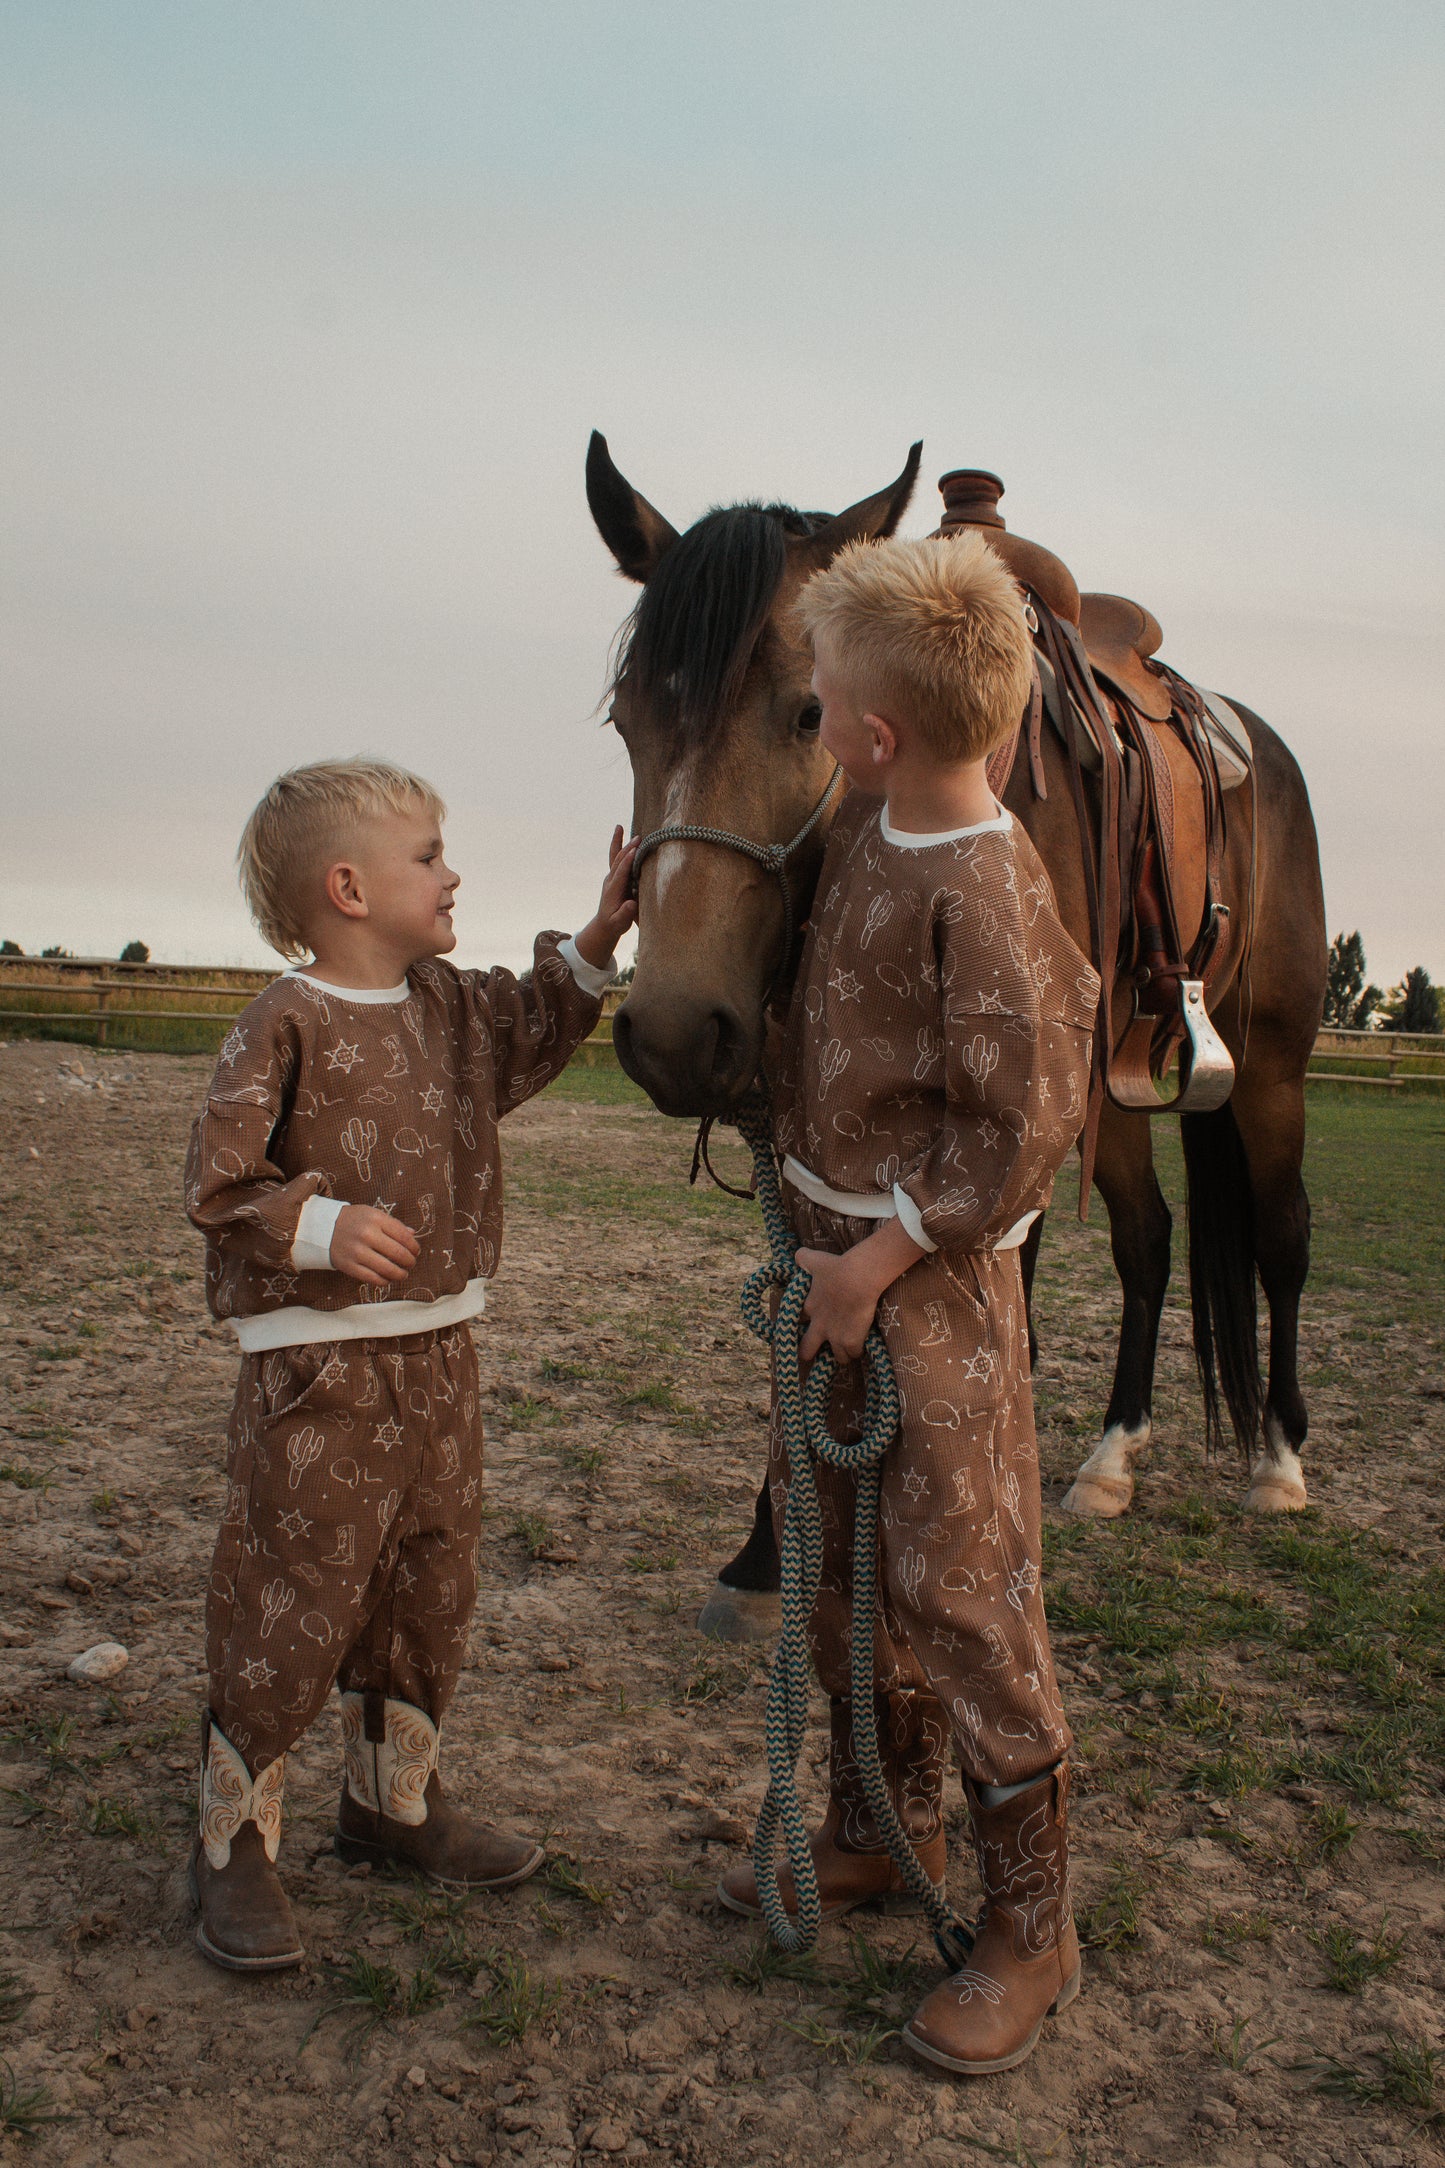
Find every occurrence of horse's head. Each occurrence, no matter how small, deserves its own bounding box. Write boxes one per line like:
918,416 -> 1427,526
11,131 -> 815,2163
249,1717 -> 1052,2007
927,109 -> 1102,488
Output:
588,432 -> 921,1117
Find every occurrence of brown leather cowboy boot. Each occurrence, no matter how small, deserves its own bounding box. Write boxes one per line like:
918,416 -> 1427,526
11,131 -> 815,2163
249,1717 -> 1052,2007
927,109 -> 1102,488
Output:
717,1690 -> 948,1922
189,1713 -> 304,1973
333,1691 -> 543,1890
903,1762 -> 1081,2075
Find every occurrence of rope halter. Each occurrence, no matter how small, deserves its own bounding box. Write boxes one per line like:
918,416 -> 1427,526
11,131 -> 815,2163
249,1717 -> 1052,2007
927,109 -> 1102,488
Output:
630,766 -> 843,958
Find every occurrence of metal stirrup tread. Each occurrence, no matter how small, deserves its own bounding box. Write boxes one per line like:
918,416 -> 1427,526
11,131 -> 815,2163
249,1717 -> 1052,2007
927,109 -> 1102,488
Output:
733,1096 -> 974,1970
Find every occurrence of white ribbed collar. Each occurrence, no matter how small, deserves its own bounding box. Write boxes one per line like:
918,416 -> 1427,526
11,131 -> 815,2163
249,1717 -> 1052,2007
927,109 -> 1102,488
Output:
286,968 -> 411,1005
879,803 -> 1012,849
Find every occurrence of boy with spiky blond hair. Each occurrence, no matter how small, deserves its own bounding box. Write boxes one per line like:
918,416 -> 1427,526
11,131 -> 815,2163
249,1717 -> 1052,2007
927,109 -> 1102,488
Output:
184,757 -> 635,1972
717,535 -> 1100,2074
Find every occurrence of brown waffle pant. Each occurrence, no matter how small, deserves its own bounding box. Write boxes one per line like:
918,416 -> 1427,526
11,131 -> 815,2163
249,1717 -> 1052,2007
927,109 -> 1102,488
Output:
206,1325 -> 483,1775
769,1196 -> 1071,1790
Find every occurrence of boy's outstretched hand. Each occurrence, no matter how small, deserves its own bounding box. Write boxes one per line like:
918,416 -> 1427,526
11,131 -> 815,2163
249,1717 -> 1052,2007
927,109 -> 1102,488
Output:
329,1204 -> 421,1287
572,827 -> 639,969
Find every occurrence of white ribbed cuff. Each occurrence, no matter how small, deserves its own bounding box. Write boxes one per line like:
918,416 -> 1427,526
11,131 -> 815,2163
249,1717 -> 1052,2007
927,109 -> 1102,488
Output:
892,1184 -> 938,1254
291,1194 -> 344,1273
558,935 -> 617,997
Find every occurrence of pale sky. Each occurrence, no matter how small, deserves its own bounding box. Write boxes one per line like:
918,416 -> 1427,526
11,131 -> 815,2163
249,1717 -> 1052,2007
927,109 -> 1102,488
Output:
2,3 -> 1441,984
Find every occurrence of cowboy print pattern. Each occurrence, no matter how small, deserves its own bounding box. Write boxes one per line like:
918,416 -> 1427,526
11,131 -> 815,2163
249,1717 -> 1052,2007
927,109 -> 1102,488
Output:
185,934 -> 602,1326
775,796 -> 1100,1250
208,1326 -> 484,1775
769,1195 -> 1070,1789
769,795 -> 1097,1791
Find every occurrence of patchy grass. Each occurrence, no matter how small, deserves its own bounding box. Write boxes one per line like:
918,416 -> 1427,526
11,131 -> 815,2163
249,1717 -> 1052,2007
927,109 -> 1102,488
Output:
304,1951 -> 447,2060
1077,1866 -> 1143,1953
511,1512 -> 555,1560
85,1794 -> 166,1848
0,2062 -> 65,2139
1312,1916 -> 1405,1993
465,1952 -> 566,2046
545,1852 -> 612,1909
1307,2034 -> 1441,2117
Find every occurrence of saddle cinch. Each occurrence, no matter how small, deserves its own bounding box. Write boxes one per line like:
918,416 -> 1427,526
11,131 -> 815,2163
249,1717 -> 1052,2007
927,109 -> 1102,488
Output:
935,469 -> 1252,1163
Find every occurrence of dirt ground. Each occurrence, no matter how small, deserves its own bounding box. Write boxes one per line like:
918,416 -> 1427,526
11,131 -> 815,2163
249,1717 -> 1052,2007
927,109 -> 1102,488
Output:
0,1038 -> 1441,2168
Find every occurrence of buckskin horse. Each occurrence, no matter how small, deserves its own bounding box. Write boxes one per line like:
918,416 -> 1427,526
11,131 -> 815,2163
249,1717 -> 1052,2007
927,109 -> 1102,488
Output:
586,434 -> 1327,1642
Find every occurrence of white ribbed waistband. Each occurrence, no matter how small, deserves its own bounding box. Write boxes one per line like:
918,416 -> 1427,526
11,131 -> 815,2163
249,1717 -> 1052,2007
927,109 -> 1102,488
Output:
782,1156 -> 1040,1253
782,1156 -> 898,1219
230,1278 -> 487,1353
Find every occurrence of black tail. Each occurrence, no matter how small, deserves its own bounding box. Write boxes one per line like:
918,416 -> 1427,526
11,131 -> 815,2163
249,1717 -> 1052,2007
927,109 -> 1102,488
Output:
1181,1103 -> 1263,1458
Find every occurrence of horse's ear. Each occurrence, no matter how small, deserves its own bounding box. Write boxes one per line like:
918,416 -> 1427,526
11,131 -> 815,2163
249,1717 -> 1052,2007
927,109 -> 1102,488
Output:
800,442 -> 923,565
586,431 -> 680,583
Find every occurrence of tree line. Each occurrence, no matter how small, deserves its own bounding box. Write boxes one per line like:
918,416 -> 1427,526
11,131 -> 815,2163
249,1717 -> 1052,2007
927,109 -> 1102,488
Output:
1323,933 -> 1441,1034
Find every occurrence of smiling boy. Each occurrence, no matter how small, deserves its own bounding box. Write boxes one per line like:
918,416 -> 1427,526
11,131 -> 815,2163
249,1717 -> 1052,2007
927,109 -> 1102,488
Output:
718,536 -> 1100,2074
183,758 -> 634,1972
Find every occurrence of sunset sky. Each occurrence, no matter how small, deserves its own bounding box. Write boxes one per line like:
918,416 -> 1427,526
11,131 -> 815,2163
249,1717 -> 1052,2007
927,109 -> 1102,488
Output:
2,3 -> 1441,983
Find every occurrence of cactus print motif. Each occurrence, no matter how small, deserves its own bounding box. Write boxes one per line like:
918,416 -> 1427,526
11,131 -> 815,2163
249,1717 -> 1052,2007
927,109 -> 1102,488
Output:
767,796 -> 1098,1790
769,1196 -> 1070,1788
184,933 -> 602,1329
207,1327 -> 484,1774
775,798 -> 1099,1249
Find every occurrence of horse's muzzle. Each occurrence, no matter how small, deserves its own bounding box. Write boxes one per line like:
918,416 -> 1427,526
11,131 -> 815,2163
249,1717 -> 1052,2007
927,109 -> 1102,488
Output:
612,995 -> 758,1118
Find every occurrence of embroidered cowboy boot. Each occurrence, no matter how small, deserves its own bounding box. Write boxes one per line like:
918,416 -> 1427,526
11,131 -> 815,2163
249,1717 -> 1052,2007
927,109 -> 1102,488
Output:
717,1690 -> 948,1922
189,1712 -> 303,1973
903,1762 -> 1081,2075
333,1691 -> 543,1889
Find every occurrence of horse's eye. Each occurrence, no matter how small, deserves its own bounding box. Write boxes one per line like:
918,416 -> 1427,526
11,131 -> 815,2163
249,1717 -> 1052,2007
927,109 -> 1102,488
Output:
798,701 -> 822,735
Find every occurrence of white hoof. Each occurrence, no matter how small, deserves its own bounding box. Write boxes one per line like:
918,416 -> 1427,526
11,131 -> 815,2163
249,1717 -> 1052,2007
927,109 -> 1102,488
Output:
1244,1427 -> 1308,1514
1061,1421 -> 1150,1520
1061,1473 -> 1134,1519
695,1582 -> 781,1643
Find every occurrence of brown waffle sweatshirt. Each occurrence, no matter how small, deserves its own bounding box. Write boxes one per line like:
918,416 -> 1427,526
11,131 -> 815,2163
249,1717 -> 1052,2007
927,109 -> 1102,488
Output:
185,934 -> 606,1343
774,794 -> 1099,1252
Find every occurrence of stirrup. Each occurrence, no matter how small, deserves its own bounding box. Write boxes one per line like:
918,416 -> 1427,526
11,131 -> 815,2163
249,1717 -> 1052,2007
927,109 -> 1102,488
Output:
1108,979 -> 1235,1114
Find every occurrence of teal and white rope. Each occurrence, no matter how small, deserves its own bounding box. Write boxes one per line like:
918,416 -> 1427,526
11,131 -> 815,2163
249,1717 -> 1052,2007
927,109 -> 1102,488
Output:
734,1098 -> 974,1969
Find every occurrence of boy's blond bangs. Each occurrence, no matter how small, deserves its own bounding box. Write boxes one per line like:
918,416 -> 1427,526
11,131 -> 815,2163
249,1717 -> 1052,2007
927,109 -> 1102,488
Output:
238,758 -> 446,961
794,532 -> 1034,762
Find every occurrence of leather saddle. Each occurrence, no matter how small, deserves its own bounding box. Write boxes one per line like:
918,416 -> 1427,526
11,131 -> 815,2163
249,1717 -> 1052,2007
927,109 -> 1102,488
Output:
939,469 -> 1247,1191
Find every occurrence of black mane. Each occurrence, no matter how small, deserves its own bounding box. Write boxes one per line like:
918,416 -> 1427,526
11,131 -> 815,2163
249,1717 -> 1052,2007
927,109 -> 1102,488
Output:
614,501 -> 829,739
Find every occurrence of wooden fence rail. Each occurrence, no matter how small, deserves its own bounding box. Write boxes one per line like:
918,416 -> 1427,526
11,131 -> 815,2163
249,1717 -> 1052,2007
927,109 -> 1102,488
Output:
2,960 -> 1443,1084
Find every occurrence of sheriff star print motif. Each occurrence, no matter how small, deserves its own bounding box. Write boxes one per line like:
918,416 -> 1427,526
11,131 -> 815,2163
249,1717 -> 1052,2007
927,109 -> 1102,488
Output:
185,932 -> 603,1328
765,794 -> 1098,1787
208,1330 -> 488,1768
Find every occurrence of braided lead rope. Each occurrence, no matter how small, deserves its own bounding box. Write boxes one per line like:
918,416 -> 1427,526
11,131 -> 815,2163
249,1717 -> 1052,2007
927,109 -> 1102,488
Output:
733,1099 -> 975,1968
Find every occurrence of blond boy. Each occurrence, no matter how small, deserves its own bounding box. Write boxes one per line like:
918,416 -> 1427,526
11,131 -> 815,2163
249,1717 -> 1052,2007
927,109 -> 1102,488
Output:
718,536 -> 1100,2074
183,759 -> 634,1971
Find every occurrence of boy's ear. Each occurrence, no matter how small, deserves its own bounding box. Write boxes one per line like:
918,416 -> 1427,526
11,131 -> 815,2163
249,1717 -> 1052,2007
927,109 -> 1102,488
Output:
324,860 -> 369,921
864,713 -> 898,766
800,444 -> 923,567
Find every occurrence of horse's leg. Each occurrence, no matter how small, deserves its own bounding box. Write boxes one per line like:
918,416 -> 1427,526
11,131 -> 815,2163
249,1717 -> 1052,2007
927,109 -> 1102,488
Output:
1061,1109 -> 1172,1518
1227,1060 -> 1311,1513
696,1472 -> 782,1642
1019,1211 -> 1045,1369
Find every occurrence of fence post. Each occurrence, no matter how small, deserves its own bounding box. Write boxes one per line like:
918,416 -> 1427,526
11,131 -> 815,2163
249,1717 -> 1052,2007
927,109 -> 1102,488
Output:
96,986 -> 110,1047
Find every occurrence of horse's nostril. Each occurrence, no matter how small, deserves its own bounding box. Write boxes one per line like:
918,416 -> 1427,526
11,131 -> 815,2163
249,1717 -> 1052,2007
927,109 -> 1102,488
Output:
706,1007 -> 747,1090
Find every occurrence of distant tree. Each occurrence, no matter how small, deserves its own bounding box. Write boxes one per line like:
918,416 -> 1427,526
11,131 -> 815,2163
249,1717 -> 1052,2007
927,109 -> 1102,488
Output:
1381,967 -> 1442,1035
0,939 -> 21,956
1322,931 -> 1383,1029
41,945 -> 74,960
119,940 -> 150,964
